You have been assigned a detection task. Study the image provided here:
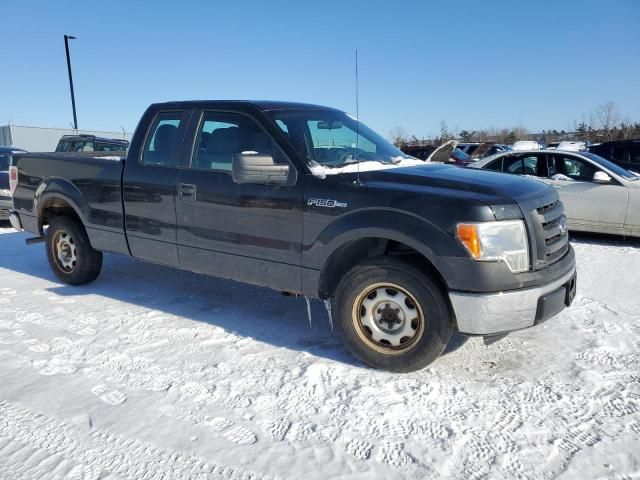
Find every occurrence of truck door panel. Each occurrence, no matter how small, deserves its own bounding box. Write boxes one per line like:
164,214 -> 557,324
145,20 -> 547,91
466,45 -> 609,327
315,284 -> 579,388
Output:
175,110 -> 303,292
123,110 -> 191,266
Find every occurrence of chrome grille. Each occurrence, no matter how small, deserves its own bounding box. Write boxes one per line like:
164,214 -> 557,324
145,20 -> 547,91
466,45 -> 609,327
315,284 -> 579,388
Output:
530,199 -> 569,269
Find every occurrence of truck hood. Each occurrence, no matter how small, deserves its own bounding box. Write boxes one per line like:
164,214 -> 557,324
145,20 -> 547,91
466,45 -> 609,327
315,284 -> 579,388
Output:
360,163 -> 551,204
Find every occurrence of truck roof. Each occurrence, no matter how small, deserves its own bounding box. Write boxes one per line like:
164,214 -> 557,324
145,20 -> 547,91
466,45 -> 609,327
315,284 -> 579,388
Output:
150,100 -> 343,113
59,134 -> 129,144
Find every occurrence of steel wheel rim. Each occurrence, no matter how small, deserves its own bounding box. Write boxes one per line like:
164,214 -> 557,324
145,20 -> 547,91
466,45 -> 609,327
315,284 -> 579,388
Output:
52,230 -> 77,273
351,282 -> 425,355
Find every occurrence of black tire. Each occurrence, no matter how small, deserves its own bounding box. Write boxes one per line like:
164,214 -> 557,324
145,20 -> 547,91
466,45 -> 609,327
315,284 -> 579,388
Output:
333,257 -> 452,372
45,216 -> 103,285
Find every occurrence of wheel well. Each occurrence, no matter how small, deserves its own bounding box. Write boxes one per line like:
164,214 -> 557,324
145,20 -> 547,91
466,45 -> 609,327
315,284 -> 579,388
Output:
319,238 -> 449,299
39,197 -> 82,234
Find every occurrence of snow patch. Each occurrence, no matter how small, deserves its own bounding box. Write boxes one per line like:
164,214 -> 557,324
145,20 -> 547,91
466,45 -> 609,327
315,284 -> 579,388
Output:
309,158 -> 426,179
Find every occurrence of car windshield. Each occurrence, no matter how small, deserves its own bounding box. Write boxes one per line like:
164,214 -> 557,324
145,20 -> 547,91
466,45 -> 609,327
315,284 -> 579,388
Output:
0,154 -> 10,171
581,152 -> 638,180
267,108 -> 411,167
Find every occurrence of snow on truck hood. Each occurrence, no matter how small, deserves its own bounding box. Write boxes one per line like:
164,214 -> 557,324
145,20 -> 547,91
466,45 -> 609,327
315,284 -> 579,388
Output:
309,157 -> 426,179
309,141 -> 457,179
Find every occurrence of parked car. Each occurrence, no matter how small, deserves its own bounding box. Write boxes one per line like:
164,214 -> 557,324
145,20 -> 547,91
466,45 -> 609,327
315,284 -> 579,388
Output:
450,147 -> 474,165
9,100 -> 576,372
457,142 -> 482,156
401,144 -> 437,160
546,142 -> 561,150
470,143 -> 511,159
589,139 -> 640,173
56,134 -> 129,153
401,141 -> 458,164
556,141 -> 586,152
469,150 -> 640,237
0,146 -> 27,221
512,140 -> 541,151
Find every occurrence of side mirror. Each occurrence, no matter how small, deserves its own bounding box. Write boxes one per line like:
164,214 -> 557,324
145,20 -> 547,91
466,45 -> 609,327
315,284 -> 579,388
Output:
232,153 -> 290,185
593,171 -> 612,184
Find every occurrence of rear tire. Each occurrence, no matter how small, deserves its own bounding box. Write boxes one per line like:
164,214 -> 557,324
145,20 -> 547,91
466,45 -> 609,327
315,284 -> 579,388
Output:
333,257 -> 452,372
46,216 -> 102,285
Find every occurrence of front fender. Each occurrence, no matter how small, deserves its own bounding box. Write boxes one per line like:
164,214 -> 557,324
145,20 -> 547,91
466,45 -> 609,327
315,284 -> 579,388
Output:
304,207 -> 467,271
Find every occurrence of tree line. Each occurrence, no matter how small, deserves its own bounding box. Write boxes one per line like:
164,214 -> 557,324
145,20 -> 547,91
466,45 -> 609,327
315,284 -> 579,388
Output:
389,102 -> 640,148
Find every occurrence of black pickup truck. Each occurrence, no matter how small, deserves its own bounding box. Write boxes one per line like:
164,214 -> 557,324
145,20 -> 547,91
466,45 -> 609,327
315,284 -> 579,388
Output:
8,101 -> 576,372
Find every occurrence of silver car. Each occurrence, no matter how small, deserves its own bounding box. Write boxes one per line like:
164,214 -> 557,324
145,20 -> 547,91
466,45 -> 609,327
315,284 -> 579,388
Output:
470,149 -> 640,237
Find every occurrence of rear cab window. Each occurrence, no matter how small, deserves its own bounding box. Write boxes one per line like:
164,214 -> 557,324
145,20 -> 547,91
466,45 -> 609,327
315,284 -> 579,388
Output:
141,111 -> 188,167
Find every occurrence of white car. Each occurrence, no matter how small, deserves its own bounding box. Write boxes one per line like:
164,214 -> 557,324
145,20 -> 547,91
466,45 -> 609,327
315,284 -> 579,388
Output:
511,140 -> 541,151
469,150 -> 640,237
555,141 -> 586,152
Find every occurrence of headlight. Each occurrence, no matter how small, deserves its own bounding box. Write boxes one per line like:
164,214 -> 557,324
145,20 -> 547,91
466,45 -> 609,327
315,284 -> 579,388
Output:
456,220 -> 529,273
0,189 -> 11,197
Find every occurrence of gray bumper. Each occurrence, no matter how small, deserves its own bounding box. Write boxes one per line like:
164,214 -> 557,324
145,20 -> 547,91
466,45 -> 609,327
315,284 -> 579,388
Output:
450,266 -> 577,335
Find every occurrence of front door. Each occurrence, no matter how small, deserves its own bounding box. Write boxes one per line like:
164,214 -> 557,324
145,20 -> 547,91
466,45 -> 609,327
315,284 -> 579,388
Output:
548,153 -> 628,233
175,110 -> 304,292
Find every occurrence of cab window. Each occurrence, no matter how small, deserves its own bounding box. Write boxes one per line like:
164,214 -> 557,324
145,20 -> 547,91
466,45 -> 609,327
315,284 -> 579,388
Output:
141,111 -> 185,167
190,111 -> 289,172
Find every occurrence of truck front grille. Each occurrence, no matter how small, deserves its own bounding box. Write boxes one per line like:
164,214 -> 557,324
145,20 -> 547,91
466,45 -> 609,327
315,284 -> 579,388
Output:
530,199 -> 569,269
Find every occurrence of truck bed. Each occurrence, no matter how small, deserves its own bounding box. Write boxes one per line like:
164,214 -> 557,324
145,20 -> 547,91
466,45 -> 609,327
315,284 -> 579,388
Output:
12,151 -> 128,254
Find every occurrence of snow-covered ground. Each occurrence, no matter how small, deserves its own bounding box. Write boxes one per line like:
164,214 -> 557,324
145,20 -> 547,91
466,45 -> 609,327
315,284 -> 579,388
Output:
0,222 -> 639,480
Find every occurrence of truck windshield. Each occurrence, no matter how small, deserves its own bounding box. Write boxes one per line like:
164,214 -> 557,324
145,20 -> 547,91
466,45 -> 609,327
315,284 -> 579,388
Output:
268,109 -> 410,167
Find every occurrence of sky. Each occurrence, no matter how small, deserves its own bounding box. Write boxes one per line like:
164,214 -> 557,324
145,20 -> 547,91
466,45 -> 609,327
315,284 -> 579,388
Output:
1,0 -> 639,138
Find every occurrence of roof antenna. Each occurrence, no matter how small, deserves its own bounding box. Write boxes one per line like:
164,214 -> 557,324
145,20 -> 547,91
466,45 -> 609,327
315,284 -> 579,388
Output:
355,49 -> 361,186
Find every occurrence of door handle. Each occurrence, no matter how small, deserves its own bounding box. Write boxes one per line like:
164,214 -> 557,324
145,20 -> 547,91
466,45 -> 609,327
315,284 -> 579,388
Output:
178,183 -> 197,201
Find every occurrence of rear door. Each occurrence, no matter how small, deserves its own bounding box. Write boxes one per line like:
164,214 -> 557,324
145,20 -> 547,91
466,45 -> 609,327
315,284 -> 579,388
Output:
123,109 -> 192,266
175,109 -> 303,292
547,153 -> 628,232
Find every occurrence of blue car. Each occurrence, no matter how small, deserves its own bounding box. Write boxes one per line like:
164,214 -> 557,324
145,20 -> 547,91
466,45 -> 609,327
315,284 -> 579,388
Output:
0,146 -> 26,220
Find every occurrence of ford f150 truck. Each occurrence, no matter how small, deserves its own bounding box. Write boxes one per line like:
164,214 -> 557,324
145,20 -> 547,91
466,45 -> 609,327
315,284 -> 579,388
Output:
8,101 -> 576,372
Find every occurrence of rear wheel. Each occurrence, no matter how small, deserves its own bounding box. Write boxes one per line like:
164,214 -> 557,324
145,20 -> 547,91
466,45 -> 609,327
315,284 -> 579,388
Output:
334,257 -> 452,372
46,216 -> 102,285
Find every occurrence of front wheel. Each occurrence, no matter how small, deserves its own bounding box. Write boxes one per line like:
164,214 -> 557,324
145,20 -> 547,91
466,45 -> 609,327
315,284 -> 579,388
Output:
46,216 -> 103,285
334,257 -> 452,372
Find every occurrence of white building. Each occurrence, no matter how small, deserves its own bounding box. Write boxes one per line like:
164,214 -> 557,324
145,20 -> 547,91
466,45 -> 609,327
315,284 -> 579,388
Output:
0,124 -> 133,152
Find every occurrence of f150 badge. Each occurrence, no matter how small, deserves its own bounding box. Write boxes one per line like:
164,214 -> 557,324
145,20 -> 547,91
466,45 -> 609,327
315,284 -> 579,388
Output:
307,198 -> 348,208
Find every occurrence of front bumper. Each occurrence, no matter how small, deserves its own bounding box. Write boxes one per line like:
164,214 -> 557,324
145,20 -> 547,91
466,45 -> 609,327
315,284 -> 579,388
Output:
450,265 -> 577,335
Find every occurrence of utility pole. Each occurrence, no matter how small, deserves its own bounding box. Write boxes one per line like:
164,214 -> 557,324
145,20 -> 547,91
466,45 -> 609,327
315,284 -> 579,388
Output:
64,35 -> 78,130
